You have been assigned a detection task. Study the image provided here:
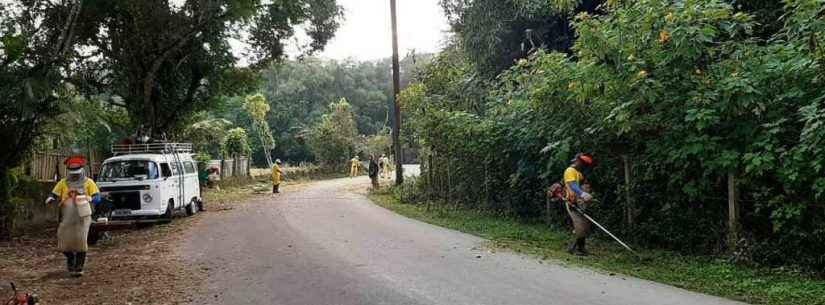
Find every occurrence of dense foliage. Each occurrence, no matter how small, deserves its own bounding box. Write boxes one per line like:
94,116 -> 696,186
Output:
65,0 -> 342,136
307,99 -> 360,169
0,0 -> 342,238
208,55 -> 429,165
406,0 -> 825,270
222,128 -> 252,159
243,94 -> 275,167
440,0 -> 600,76
0,0 -> 85,237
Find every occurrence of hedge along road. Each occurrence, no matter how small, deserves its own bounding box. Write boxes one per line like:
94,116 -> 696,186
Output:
180,175 -> 746,305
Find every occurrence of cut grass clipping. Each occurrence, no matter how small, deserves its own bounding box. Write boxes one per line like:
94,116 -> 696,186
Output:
368,192 -> 825,305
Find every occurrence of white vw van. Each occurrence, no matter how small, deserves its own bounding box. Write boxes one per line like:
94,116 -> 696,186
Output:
96,143 -> 202,220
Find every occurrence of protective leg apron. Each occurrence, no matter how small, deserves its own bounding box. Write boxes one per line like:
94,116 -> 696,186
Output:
58,193 -> 91,274
565,199 -> 592,254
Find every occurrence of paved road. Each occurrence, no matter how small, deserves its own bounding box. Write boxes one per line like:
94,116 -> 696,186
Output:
402,164 -> 420,177
182,177 -> 747,305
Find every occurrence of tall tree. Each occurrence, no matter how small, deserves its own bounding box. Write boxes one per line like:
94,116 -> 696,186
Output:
0,0 -> 342,237
0,0 -> 85,238
440,0 -> 601,76
71,0 -> 343,137
243,93 -> 275,168
256,55 -> 431,163
307,98 -> 359,169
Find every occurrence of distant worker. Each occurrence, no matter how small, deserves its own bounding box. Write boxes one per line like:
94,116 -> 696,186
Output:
271,159 -> 284,194
368,155 -> 380,188
563,152 -> 596,256
380,154 -> 391,179
45,156 -> 101,277
350,155 -> 360,177
207,166 -> 221,190
198,162 -> 209,187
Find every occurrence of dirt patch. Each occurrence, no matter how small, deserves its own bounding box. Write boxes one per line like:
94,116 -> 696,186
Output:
0,214 -> 203,305
0,180 -> 318,305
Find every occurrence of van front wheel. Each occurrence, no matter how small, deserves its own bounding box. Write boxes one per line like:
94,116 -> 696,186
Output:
185,199 -> 198,216
88,229 -> 101,245
164,200 -> 174,220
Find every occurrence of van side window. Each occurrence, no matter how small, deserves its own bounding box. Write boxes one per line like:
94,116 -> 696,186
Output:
148,162 -> 159,179
170,162 -> 180,176
184,161 -> 196,174
160,163 -> 172,178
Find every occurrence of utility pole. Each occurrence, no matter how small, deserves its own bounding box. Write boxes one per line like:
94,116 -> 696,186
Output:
390,0 -> 403,185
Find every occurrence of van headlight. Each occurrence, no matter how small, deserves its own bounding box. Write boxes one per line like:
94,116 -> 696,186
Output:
143,193 -> 153,203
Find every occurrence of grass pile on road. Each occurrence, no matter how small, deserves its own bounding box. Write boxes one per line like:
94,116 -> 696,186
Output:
203,170 -> 349,210
249,164 -> 350,182
368,189 -> 825,305
202,177 -> 271,211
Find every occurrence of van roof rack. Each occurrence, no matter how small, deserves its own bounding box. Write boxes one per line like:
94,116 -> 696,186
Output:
111,143 -> 193,155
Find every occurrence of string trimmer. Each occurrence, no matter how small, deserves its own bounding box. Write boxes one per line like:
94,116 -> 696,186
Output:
566,201 -> 638,256
547,183 -> 642,259
5,282 -> 38,305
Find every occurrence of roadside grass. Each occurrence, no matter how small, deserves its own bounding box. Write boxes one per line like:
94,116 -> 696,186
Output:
203,170 -> 349,209
368,191 -> 825,305
202,177 -> 269,210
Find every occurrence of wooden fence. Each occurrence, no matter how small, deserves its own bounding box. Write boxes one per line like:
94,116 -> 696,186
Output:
27,151 -> 102,182
27,151 -> 249,181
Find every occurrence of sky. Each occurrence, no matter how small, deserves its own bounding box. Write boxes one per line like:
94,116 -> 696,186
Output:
312,0 -> 450,61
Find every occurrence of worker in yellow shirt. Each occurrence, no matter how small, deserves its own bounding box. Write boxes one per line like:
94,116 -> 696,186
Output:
563,152 -> 595,256
45,156 -> 101,276
271,159 -> 284,193
379,154 -> 391,179
350,155 -> 360,178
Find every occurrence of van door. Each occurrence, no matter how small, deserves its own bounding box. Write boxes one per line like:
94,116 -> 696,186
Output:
171,161 -> 184,208
183,161 -> 198,202
160,162 -> 174,211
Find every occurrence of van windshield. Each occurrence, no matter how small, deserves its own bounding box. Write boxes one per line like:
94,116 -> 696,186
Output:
99,160 -> 159,181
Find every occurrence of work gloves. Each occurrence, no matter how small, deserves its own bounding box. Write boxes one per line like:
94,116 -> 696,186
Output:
580,192 -> 594,202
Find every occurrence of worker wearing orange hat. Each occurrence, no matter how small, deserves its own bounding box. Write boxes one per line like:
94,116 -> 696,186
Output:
563,152 -> 596,256
45,156 -> 101,276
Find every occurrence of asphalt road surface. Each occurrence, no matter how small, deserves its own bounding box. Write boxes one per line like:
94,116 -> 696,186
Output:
181,176 -> 747,305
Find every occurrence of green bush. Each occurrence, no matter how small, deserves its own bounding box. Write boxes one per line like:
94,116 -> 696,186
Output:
307,98 -> 360,169
405,0 -> 825,270
222,127 -> 252,159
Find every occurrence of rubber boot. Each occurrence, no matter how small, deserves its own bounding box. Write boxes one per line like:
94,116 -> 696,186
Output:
74,252 -> 86,277
275,184 -> 280,193
63,252 -> 75,273
575,238 -> 589,256
567,239 -> 578,255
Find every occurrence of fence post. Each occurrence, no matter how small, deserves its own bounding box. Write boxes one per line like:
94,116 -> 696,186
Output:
427,152 -> 434,212
447,158 -> 452,209
54,154 -> 61,181
728,172 -> 741,249
484,158 -> 488,205
623,155 -> 634,229
234,155 -> 239,177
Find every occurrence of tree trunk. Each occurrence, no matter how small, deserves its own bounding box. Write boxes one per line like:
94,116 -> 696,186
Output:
256,124 -> 273,169
0,167 -> 15,240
